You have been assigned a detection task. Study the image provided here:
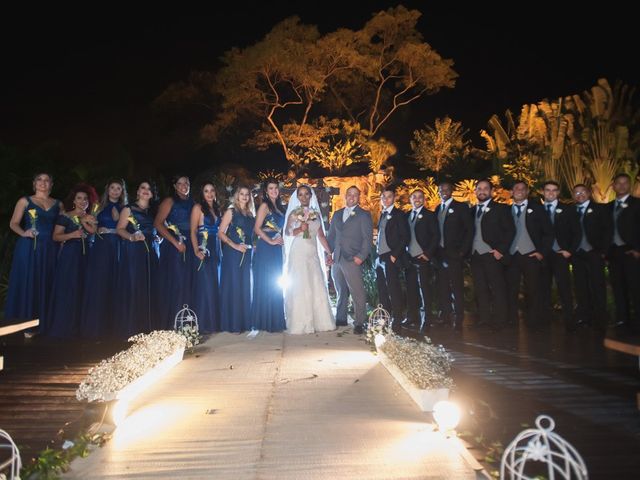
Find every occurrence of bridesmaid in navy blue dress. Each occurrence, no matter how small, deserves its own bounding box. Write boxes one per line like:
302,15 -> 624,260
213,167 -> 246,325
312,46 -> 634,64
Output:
249,179 -> 286,332
155,175 -> 195,328
4,173 -> 60,331
80,179 -> 127,338
218,186 -> 255,332
114,181 -> 159,337
47,184 -> 98,337
190,182 -> 221,333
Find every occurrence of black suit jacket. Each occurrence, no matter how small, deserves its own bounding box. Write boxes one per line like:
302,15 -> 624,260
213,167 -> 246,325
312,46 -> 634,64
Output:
409,207 -> 439,258
575,201 -> 612,253
545,202 -> 581,253
437,200 -> 473,258
517,201 -> 554,256
378,206 -> 410,260
608,196 -> 640,251
471,200 -> 516,256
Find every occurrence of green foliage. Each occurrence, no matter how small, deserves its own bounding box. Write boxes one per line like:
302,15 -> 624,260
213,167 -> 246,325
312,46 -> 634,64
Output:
20,433 -> 107,480
410,116 -> 470,175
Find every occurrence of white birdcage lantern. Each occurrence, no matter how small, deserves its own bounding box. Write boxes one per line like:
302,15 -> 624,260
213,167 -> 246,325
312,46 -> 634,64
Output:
0,429 -> 22,480
367,304 -> 391,348
500,415 -> 588,480
174,304 -> 198,331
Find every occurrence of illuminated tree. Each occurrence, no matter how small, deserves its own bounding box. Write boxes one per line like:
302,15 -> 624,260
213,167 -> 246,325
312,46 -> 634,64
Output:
410,116 -> 469,174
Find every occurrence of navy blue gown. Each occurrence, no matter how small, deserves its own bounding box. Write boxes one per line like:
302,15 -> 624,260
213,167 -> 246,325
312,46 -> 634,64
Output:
249,209 -> 286,332
4,197 -> 60,329
219,209 -> 255,332
80,202 -> 122,338
192,213 -> 221,333
114,204 -> 159,338
47,214 -> 89,337
157,196 -> 195,328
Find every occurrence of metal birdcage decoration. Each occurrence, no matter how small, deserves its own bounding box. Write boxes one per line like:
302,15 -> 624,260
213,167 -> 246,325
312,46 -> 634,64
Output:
174,304 -> 198,331
368,304 -> 391,330
501,415 -> 588,480
0,429 -> 22,480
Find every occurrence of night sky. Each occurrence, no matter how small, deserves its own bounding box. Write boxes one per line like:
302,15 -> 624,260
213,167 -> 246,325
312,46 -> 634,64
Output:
1,3 -> 638,178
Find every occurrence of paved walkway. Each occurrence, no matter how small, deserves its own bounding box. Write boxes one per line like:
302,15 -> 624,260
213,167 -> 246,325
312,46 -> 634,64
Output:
66,330 -> 476,479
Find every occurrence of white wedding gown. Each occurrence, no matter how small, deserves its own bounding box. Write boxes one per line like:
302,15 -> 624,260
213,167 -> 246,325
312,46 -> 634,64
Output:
284,216 -> 335,334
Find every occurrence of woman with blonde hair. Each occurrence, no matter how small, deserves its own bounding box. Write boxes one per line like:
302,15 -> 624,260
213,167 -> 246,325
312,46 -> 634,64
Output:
218,185 -> 255,332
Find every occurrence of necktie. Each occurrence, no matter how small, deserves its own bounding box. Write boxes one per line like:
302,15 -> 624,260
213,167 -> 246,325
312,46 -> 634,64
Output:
615,200 -> 622,213
476,205 -> 483,219
411,210 -> 417,222
546,204 -> 554,223
577,205 -> 584,218
515,204 -> 523,218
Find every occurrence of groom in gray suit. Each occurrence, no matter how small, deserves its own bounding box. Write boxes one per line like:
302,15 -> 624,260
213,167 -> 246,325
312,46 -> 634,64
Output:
327,186 -> 374,334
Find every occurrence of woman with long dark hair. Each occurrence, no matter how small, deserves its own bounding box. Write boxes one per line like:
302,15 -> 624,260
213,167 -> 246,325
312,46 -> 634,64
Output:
218,185 -> 255,332
190,181 -> 221,333
79,178 -> 127,337
4,172 -> 60,331
46,183 -> 98,337
114,180 -> 159,337
249,178 -> 286,332
155,175 -> 194,328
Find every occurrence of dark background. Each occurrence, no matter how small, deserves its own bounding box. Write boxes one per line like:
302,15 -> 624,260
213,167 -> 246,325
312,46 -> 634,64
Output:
1,2 -> 638,180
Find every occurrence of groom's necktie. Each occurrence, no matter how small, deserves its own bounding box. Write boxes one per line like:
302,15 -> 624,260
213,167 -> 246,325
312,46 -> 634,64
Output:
342,207 -> 351,223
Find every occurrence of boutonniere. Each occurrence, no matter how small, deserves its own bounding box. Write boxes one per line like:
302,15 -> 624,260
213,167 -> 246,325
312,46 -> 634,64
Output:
350,210 -> 356,217
527,208 -> 533,214
587,208 -> 593,214
621,203 -> 629,209
417,214 -> 423,219
448,208 -> 454,214
484,207 -> 491,213
556,208 -> 563,213
387,214 -> 393,219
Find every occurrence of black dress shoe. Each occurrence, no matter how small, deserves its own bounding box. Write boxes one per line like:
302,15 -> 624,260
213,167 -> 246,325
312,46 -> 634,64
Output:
336,319 -> 348,327
353,325 -> 364,335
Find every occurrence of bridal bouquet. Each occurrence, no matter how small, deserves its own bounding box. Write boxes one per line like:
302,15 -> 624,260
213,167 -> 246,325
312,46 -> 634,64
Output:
293,206 -> 318,239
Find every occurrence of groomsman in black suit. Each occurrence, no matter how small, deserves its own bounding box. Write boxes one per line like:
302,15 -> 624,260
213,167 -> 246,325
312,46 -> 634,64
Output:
470,179 -> 516,329
375,186 -> 410,331
434,181 -> 473,330
540,180 -> 581,328
403,189 -> 439,333
506,181 -> 554,326
608,173 -> 640,331
571,184 -> 612,330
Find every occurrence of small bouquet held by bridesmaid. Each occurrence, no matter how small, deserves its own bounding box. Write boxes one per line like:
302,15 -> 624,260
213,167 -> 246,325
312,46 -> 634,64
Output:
166,221 -> 187,261
71,215 -> 87,255
128,215 -> 149,253
27,208 -> 38,250
197,228 -> 210,271
235,225 -> 252,267
292,206 -> 318,239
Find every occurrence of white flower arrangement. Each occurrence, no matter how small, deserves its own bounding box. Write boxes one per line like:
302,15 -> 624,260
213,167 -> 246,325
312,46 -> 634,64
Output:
556,208 -> 563,213
76,331 -> 186,402
527,208 -> 533,214
418,214 -> 423,219
448,208 -> 454,214
178,323 -> 200,350
621,203 -> 628,209
587,208 -> 593,214
484,207 -> 491,212
378,334 -> 454,390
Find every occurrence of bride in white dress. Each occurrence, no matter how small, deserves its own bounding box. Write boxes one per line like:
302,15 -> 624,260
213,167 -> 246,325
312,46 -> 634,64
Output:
284,185 -> 336,334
